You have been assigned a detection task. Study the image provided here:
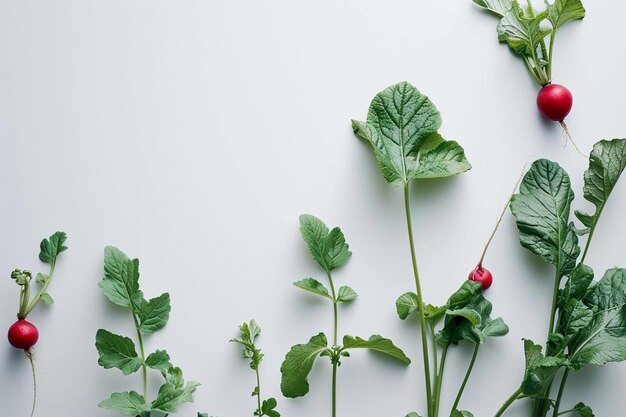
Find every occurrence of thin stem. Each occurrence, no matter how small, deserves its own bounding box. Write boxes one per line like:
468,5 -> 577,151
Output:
255,368 -> 263,417
132,312 -> 148,401
433,346 -> 448,417
403,182 -> 433,417
547,31 -> 556,80
478,168 -> 526,266
18,282 -> 30,319
327,271 -> 339,346
429,324 -> 439,384
580,203 -> 604,264
332,361 -> 338,417
24,262 -> 56,317
524,56 -> 544,85
494,388 -> 522,417
552,369 -> 570,417
547,267 -> 561,345
452,344 -> 480,412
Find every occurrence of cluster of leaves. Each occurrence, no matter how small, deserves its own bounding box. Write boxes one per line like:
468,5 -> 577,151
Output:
508,139 -> 626,416
96,246 -> 200,416
473,0 -> 585,86
280,215 -> 410,401
12,231 -> 67,319
231,320 -> 280,417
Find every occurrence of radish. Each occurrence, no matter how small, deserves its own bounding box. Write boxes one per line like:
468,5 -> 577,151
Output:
7,232 -> 67,417
468,169 -> 525,291
472,0 -> 586,154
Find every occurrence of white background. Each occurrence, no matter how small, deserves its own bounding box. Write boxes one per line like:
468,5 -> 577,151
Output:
1,1 -> 625,416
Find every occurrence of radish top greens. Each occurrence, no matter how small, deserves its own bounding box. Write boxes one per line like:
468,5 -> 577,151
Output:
473,0 -> 585,86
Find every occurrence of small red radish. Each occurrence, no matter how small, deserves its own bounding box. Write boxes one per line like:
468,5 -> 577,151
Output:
468,169 -> 526,291
536,84 -> 573,122
8,320 -> 39,350
468,266 -> 493,290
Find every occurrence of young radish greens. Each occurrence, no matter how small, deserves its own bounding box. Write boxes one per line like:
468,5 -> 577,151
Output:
95,246 -> 200,416
472,0 -> 586,151
231,320 -> 280,417
8,231 -> 67,417
498,138 -> 626,417
352,81 -> 509,417
280,214 -> 411,417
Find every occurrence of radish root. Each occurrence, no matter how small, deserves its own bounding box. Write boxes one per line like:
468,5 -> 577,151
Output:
25,348 -> 37,417
559,120 -> 587,158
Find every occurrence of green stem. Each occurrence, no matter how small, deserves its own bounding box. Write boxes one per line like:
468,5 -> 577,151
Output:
547,31 -> 556,80
255,368 -> 263,417
494,388 -> 522,417
523,56 -> 544,85
24,262 -> 56,317
552,369 -> 570,417
132,312 -> 148,401
580,208 -> 603,264
327,271 -> 339,346
403,182 -> 433,417
452,344 -> 480,412
18,282 -> 30,319
429,324 -> 438,384
433,346 -> 448,417
547,267 -> 561,347
332,361 -> 338,417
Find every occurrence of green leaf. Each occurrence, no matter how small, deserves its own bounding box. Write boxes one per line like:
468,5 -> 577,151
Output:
558,265 -> 594,344
497,2 -> 550,57
575,139 -> 626,234
520,339 -> 564,396
280,333 -> 329,398
151,380 -> 201,413
337,286 -> 358,303
452,410 -> 475,417
198,414 -> 209,417
98,246 -> 141,308
352,81 -> 470,185
260,398 -> 280,417
473,0 -> 513,17
145,350 -> 172,372
448,281 -> 483,309
342,335 -> 411,364
35,273 -> 47,286
445,308 -> 482,326
39,231 -> 68,264
231,320 -> 264,370
293,278 -> 331,300
545,0 -> 585,31
405,413 -> 422,417
98,391 -> 149,416
95,329 -> 143,375
396,292 -> 419,320
572,402 -> 594,417
299,215 -> 352,272
40,293 -> 54,304
510,159 -> 580,278
570,268 -> 626,369
137,292 -> 171,334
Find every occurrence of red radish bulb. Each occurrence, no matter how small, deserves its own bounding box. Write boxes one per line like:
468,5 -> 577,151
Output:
8,319 -> 39,350
468,266 -> 493,290
536,84 -> 573,122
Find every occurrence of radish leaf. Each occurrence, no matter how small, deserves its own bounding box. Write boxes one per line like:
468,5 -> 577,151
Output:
145,350 -> 172,372
293,278 -> 331,300
473,0 -> 513,17
299,214 -> 351,272
545,0 -> 585,30
39,231 -> 67,264
336,286 -> 358,303
342,335 -> 411,364
98,391 -> 149,416
137,293 -> 171,335
280,333 -> 329,398
99,246 -> 141,308
95,329 -> 142,375
520,339 -> 563,396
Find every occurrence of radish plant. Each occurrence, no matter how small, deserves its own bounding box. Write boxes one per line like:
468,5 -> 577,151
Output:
472,0 -> 585,151
231,320 -> 280,417
352,82 -> 510,417
497,138 -> 626,417
95,246 -> 200,416
280,214 -> 411,417
7,231 -> 67,417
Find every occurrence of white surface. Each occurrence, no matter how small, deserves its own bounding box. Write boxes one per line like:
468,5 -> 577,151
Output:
1,1 -> 625,416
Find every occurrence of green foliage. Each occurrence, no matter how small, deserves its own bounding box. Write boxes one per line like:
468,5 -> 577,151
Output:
510,159 -> 580,278
352,82 -> 470,185
280,333 -> 330,398
95,246 -> 199,416
293,278 -> 331,300
299,215 -> 352,272
39,231 -> 68,264
342,335 -> 411,364
473,0 -> 585,85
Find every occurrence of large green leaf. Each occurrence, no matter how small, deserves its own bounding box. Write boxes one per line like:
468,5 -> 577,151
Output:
151,380 -> 201,413
342,335 -> 411,364
98,391 -> 149,416
545,0 -> 585,30
570,268 -> 626,369
98,246 -> 142,308
280,333 -> 329,398
39,231 -> 68,264
352,82 -> 470,185
557,264 -> 594,345
497,2 -> 550,57
299,215 -> 351,272
137,292 -> 171,334
510,159 -> 580,278
575,139 -> 626,235
293,278 -> 331,300
520,339 -> 564,396
95,329 -> 143,375
473,0 -> 513,17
